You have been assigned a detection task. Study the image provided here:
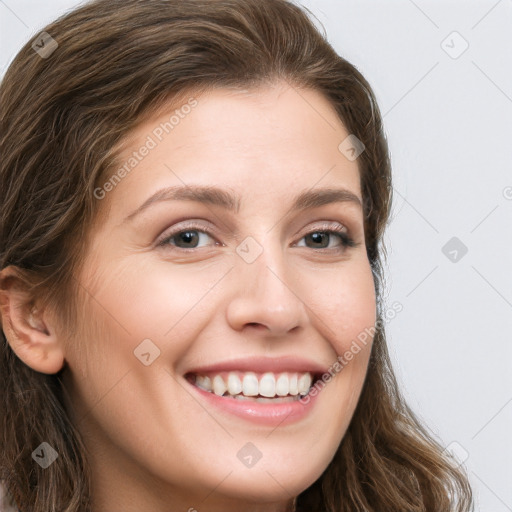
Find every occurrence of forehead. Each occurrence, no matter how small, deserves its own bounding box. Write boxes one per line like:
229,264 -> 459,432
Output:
102,83 -> 362,219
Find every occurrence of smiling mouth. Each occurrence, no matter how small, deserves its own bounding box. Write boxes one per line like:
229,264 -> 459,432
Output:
185,370 -> 322,403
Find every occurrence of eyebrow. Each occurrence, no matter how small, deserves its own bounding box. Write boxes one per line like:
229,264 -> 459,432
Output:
123,184 -> 362,223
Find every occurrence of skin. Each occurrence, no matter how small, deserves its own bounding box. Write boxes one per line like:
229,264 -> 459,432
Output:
0,82 -> 376,512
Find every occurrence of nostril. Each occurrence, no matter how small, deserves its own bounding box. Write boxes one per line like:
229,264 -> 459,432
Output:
246,322 -> 266,330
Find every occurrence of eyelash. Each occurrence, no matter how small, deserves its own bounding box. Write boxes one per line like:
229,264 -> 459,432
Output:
157,222 -> 359,253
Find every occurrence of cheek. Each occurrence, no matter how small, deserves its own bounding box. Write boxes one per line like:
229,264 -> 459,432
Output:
299,259 -> 376,419
302,260 -> 376,355
63,258 -> 233,446
73,257 -> 232,367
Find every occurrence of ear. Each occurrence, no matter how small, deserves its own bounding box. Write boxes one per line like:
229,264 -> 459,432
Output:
0,266 -> 65,374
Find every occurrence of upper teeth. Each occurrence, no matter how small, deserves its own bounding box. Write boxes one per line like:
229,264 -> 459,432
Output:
194,371 -> 313,398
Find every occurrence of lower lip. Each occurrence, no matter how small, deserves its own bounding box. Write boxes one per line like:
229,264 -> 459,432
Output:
187,379 -> 320,426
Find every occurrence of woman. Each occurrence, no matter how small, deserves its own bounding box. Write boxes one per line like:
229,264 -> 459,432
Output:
0,0 -> 473,511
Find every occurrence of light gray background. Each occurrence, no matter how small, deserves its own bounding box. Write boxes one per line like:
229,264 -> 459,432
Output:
1,1 -> 511,510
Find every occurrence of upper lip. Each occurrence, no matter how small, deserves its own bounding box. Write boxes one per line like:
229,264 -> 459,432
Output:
184,356 -> 328,376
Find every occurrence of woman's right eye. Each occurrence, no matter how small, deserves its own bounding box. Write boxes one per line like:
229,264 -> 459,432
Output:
158,227 -> 218,250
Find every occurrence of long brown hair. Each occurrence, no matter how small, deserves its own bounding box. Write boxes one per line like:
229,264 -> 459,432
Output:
0,0 -> 473,510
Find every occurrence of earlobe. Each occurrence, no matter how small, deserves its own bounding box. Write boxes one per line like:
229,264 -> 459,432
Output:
0,266 -> 65,375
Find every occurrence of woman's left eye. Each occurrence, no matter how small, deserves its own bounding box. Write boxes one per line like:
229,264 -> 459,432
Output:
158,224 -> 358,252
295,228 -> 357,250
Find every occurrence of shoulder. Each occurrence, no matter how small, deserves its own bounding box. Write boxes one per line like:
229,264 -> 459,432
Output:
0,481 -> 19,512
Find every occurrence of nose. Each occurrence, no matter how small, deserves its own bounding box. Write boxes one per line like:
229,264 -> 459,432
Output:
225,246 -> 308,337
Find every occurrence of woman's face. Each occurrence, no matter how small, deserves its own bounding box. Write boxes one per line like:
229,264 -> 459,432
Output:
62,82 -> 376,511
